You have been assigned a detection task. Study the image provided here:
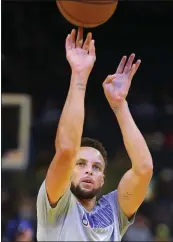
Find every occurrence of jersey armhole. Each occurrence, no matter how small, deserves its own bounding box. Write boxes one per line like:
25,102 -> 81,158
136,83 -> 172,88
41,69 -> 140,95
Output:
37,181 -> 72,225
114,190 -> 136,237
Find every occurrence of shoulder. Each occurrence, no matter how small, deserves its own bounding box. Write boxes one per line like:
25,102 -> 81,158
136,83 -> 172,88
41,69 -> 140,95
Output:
98,190 -> 119,220
101,190 -> 136,237
37,180 -> 74,226
100,190 -> 117,206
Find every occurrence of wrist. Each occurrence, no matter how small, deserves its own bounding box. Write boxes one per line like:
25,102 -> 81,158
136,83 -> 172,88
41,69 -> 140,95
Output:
70,71 -> 88,91
71,69 -> 90,81
112,100 -> 128,115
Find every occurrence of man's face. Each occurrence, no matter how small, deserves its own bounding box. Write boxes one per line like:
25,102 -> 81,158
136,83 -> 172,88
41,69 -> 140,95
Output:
71,147 -> 105,199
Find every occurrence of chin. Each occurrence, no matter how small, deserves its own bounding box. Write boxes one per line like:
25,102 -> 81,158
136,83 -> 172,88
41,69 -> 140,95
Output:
80,183 -> 94,190
81,187 -> 93,192
70,182 -> 101,200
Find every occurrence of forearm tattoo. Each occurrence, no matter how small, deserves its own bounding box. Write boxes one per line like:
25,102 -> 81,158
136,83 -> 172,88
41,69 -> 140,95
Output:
123,192 -> 132,200
114,107 -> 119,113
76,82 -> 86,91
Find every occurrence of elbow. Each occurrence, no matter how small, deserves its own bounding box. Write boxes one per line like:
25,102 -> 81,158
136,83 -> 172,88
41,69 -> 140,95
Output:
143,163 -> 153,176
135,160 -> 153,177
56,142 -> 78,159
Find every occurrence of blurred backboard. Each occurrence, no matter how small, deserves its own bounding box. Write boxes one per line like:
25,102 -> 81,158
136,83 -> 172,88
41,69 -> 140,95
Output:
2,94 -> 31,170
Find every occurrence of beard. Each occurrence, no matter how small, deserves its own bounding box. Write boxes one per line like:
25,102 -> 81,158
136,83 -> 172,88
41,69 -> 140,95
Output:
70,182 -> 102,199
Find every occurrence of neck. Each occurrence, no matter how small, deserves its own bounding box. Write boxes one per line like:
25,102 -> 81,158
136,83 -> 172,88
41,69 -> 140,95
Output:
78,197 -> 96,212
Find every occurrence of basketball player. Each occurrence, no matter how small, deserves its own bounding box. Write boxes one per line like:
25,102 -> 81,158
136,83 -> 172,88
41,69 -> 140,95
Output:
37,28 -> 153,241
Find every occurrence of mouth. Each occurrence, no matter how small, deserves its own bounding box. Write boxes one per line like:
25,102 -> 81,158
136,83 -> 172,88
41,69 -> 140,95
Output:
81,177 -> 94,185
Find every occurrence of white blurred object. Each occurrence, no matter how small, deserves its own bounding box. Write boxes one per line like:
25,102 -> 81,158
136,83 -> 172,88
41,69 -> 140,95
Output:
2,94 -> 31,170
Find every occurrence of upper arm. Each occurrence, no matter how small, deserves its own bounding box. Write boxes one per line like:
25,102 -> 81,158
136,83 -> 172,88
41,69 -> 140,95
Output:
117,168 -> 153,218
46,148 -> 76,206
37,181 -> 72,227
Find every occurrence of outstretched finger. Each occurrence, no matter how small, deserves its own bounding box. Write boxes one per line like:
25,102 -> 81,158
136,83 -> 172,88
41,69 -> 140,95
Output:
116,56 -> 127,74
70,29 -> 76,49
124,53 -> 135,74
83,32 -> 92,51
76,27 -> 83,48
89,40 -> 96,57
133,59 -> 141,76
129,59 -> 141,81
65,34 -> 72,51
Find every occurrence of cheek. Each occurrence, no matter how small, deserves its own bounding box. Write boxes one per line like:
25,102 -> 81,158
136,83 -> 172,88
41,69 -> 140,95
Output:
71,167 -> 81,185
95,174 -> 104,187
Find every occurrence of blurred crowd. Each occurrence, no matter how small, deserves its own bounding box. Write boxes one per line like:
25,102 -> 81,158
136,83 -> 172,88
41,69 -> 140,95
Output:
2,1 -> 173,241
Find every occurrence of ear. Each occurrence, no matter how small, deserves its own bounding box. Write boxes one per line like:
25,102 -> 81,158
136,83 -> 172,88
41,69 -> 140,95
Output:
101,174 -> 105,187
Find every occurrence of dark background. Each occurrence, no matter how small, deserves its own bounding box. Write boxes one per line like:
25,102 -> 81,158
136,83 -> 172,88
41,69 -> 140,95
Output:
2,1 -> 173,241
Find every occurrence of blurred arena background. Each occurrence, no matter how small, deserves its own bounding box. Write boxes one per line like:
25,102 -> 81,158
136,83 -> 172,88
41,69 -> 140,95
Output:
1,1 -> 173,241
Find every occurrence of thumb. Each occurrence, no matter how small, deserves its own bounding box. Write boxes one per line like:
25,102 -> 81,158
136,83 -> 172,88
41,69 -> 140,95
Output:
102,74 -> 116,87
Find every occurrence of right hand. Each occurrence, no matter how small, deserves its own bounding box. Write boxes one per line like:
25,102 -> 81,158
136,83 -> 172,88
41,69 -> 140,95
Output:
65,28 -> 96,79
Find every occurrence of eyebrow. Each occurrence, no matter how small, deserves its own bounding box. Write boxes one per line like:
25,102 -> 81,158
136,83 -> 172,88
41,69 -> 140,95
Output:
77,158 -> 87,163
77,159 -> 104,168
94,162 -> 103,168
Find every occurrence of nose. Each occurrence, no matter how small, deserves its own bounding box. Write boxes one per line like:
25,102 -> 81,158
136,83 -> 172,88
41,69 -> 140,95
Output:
85,164 -> 93,175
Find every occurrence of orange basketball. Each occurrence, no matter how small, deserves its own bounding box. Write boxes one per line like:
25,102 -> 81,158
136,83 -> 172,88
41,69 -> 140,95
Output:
56,0 -> 118,28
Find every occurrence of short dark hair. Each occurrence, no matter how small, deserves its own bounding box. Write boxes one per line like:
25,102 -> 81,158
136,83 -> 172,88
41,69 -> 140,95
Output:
81,137 -> 108,168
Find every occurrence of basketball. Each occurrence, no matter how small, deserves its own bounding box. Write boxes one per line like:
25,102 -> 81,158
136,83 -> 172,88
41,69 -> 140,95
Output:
56,1 -> 118,28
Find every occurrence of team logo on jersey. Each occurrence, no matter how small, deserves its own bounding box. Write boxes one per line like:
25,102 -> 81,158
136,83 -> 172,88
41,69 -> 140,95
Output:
82,213 -> 89,227
82,219 -> 88,226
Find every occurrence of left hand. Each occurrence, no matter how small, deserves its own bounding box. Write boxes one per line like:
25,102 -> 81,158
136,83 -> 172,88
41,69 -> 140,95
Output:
103,54 -> 141,109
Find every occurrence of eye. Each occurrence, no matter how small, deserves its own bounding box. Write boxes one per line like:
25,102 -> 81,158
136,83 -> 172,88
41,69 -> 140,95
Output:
77,162 -> 85,167
93,165 -> 101,171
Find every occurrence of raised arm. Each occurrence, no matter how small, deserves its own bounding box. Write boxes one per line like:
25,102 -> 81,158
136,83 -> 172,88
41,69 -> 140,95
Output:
103,54 -> 153,217
46,28 -> 96,206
